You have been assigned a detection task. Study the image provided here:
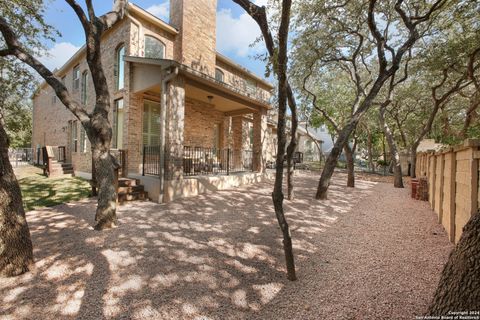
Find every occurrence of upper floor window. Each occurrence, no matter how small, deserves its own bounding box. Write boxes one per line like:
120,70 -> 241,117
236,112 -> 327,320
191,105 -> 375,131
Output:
81,71 -> 88,104
115,45 -> 125,90
215,68 -> 224,82
73,65 -> 80,91
144,36 -> 165,59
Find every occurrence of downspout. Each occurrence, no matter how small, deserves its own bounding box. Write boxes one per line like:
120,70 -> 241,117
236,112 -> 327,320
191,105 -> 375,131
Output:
159,66 -> 178,203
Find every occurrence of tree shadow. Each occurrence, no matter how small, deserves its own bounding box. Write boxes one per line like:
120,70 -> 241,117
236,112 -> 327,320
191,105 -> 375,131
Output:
1,172 -> 379,319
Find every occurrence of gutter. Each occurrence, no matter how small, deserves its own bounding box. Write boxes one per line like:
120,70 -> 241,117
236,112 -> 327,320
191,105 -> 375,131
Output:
158,66 -> 178,203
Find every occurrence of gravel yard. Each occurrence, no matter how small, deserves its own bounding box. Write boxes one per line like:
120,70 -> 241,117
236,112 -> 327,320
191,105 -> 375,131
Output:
0,172 -> 453,320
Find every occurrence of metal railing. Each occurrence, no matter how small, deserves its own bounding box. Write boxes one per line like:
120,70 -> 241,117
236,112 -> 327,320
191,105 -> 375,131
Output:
110,149 -> 128,177
142,145 -> 161,176
35,146 -> 66,165
183,146 -> 253,176
8,148 -> 34,167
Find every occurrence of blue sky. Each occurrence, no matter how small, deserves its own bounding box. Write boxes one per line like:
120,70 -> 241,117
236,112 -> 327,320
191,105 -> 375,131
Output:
40,0 -> 269,79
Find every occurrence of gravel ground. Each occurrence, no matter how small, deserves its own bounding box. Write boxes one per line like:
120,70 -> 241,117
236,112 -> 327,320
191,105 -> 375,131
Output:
0,173 -> 453,320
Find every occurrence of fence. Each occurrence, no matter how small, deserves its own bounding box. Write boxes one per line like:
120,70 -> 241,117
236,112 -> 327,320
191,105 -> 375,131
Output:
8,148 -> 34,167
183,146 -> 253,176
416,139 -> 480,243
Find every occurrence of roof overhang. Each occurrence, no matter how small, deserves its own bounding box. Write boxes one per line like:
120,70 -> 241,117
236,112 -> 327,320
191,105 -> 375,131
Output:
125,56 -> 272,111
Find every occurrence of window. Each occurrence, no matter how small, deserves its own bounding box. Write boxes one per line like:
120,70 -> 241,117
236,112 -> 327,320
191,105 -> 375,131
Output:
215,68 -> 224,82
144,36 -> 165,59
73,65 -> 80,91
115,45 -> 125,90
142,100 -> 161,147
246,79 -> 256,95
79,126 -> 87,153
71,120 -> 78,152
81,71 -> 88,104
112,99 -> 124,149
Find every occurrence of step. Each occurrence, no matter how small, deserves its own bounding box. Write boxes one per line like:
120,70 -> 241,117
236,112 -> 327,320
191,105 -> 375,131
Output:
118,191 -> 148,204
117,185 -> 144,194
118,178 -> 141,187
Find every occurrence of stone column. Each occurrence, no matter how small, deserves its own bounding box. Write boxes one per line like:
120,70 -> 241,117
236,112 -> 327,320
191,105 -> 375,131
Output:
253,109 -> 268,172
232,116 -> 244,170
165,75 -> 185,182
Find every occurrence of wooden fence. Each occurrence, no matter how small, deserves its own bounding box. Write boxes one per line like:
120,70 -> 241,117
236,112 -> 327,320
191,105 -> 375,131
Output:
416,139 -> 480,243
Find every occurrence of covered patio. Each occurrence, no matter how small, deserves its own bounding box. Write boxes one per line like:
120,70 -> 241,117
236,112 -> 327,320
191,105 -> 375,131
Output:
123,56 -> 273,202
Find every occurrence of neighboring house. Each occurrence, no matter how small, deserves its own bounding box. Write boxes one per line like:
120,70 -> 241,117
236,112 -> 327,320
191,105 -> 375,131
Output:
32,1 -> 276,203
295,125 -> 323,162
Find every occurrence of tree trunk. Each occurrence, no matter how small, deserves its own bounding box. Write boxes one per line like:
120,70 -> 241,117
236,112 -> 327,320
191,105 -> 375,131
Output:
344,144 -> 355,188
379,107 -> 403,188
0,115 -> 33,277
273,0 -> 296,281
316,122 -> 354,199
410,144 -> 418,178
88,113 -> 118,231
428,210 -> 480,315
367,130 -> 375,173
286,131 -> 297,201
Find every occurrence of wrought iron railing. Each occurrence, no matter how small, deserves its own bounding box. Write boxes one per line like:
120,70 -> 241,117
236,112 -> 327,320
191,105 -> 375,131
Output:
142,145 -> 161,176
141,145 -> 254,177
183,146 -> 253,176
110,149 -> 128,177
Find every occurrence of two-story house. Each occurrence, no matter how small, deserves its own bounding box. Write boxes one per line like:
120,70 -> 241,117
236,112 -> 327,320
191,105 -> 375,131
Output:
32,0 -> 276,203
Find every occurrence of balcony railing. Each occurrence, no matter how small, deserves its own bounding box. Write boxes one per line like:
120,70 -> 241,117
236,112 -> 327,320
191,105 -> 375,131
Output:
141,145 -> 254,177
183,146 -> 253,176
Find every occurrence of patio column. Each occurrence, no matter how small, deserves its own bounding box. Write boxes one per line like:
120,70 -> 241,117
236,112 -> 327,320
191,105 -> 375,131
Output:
232,116 -> 243,169
253,109 -> 268,172
165,75 -> 185,182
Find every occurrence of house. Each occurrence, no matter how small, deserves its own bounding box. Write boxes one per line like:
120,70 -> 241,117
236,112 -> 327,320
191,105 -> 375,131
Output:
32,0 -> 277,203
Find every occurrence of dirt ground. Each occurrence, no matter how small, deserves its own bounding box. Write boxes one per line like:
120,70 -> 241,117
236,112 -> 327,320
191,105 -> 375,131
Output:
0,172 -> 453,320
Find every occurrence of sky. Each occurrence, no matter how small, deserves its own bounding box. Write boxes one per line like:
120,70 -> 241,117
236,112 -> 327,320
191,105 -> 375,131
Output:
39,0 -> 269,79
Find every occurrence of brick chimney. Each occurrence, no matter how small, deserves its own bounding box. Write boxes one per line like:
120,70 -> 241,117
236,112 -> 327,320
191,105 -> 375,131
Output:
170,0 -> 217,76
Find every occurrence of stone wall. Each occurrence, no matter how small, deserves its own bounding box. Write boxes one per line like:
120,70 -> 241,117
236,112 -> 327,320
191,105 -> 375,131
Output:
215,59 -> 271,103
184,98 -> 226,148
170,0 -> 217,76
417,139 -> 480,243
32,19 -> 131,175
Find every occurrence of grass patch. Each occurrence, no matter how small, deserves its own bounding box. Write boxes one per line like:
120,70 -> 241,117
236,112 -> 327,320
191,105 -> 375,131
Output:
16,166 -> 91,211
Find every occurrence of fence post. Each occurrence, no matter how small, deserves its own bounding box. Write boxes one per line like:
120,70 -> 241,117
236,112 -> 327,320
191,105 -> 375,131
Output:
142,146 -> 146,176
227,148 -> 230,175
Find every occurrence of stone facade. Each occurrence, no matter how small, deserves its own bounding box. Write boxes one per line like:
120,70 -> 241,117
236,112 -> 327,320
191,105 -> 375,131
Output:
170,0 -> 217,76
32,1 -> 274,202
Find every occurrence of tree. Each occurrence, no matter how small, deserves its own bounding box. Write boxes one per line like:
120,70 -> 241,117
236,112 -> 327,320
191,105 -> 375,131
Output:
233,0 -> 297,280
0,0 -> 128,230
0,60 -> 35,276
0,0 -> 55,277
428,209 -> 480,314
292,0 -> 447,199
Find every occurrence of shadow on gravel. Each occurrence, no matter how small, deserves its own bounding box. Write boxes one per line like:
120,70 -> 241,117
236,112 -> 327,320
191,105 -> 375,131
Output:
0,172 -> 376,319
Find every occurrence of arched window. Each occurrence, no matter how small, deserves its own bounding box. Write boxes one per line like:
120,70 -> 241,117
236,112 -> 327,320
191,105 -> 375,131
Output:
115,45 -> 125,90
215,68 -> 224,82
144,36 -> 165,59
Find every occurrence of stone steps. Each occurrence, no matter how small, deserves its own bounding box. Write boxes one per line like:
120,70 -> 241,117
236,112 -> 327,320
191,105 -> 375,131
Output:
117,178 -> 148,205
48,161 -> 74,177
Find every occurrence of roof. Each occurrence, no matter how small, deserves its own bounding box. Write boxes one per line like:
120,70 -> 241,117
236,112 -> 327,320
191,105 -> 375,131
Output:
125,56 -> 271,109
34,2 -> 272,95
297,125 -> 323,142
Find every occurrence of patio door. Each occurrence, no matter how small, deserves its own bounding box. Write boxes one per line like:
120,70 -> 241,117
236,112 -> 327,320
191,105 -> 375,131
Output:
143,100 -> 161,147
142,100 -> 161,175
